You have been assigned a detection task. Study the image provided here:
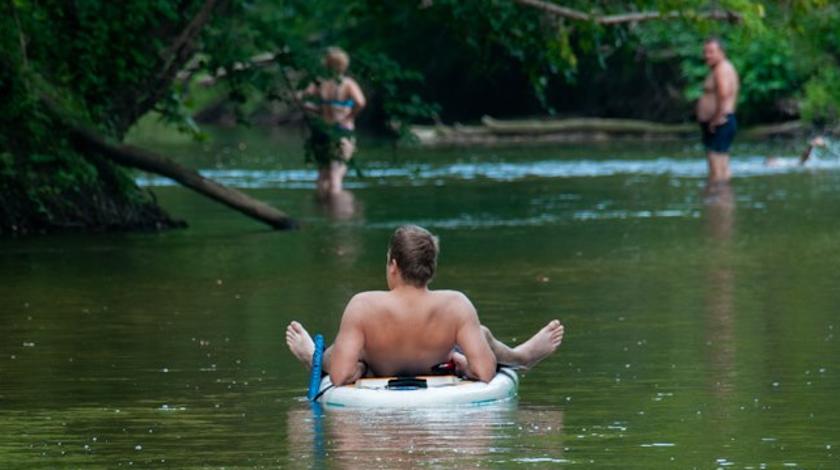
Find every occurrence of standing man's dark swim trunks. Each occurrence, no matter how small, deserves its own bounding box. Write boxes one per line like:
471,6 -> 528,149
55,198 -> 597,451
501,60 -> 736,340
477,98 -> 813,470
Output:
700,113 -> 737,153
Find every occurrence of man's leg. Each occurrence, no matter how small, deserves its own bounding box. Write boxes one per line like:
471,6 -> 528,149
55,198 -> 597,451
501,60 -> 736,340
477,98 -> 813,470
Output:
472,320 -> 564,370
450,320 -> 564,372
707,152 -> 730,183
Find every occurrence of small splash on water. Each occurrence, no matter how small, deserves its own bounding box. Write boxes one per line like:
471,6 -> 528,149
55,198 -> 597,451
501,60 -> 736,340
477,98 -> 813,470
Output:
509,457 -> 570,463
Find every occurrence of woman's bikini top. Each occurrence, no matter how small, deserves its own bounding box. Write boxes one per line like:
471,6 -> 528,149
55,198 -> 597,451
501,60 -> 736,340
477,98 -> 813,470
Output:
319,78 -> 355,109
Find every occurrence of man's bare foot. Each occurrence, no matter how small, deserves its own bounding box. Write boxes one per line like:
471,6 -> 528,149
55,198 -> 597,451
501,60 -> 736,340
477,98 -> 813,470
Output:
512,320 -> 564,370
286,321 -> 315,370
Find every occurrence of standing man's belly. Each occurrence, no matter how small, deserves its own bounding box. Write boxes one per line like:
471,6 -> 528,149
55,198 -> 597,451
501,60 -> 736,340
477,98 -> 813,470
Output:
697,93 -> 717,122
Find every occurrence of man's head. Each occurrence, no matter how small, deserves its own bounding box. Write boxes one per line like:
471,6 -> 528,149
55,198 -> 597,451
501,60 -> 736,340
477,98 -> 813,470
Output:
324,47 -> 350,75
387,225 -> 439,288
703,37 -> 726,67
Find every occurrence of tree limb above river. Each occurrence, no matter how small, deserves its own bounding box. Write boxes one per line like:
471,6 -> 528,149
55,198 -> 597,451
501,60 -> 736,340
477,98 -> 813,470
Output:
40,96 -> 297,230
68,124 -> 298,230
511,0 -> 741,25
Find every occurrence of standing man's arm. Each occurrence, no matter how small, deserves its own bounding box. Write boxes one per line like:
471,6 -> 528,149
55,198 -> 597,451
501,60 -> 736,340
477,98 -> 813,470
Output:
711,65 -> 734,128
454,296 -> 497,382
328,295 -> 368,386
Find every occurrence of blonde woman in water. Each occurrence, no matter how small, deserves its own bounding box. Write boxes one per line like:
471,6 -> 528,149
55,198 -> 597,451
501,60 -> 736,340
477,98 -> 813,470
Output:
302,47 -> 366,196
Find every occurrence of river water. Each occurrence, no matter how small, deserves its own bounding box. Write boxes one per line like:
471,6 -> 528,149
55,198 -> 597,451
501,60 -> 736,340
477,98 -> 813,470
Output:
2,126 -> 840,468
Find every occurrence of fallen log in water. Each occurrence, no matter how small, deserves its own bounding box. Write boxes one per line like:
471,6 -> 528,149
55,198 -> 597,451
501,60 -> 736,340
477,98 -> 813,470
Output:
67,124 -> 298,230
410,116 -> 807,146
740,120 -> 805,138
481,116 -> 696,135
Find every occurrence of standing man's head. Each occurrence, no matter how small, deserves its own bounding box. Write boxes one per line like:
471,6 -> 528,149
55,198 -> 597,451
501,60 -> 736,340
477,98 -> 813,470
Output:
324,47 -> 350,75
703,37 -> 726,67
386,225 -> 439,288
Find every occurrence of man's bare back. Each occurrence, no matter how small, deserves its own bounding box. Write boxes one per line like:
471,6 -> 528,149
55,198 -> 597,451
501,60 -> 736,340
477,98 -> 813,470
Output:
286,225 -> 565,386
346,289 -> 484,377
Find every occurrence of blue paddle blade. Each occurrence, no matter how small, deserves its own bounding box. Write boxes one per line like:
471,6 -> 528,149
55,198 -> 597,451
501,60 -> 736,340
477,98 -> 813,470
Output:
307,334 -> 325,401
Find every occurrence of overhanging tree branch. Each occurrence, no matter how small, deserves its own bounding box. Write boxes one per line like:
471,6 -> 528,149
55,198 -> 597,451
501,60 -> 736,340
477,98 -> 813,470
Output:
512,0 -> 741,25
40,95 -> 297,230
68,127 -> 298,230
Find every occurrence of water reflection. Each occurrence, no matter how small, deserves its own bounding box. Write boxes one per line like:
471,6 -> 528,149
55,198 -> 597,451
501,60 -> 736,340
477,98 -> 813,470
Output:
702,182 -> 736,398
312,191 -> 365,269
316,190 -> 363,222
285,402 -> 565,468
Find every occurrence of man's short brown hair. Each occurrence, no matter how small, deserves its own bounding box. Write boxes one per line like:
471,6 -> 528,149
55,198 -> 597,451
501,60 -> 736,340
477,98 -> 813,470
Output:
705,36 -> 725,51
388,225 -> 439,286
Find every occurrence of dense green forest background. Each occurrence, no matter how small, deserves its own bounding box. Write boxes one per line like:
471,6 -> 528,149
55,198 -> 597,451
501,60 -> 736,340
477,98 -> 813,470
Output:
2,1 -> 839,234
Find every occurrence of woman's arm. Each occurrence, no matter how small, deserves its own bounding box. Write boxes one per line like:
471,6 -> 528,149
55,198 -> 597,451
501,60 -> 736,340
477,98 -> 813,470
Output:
298,82 -> 320,114
347,79 -> 366,120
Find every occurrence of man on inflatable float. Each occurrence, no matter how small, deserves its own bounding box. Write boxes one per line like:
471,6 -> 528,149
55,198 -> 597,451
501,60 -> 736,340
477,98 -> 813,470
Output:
286,225 -> 565,405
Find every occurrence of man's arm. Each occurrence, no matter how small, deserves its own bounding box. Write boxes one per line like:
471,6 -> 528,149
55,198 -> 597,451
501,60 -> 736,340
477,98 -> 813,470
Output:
711,65 -> 734,128
328,294 -> 368,386
454,295 -> 497,382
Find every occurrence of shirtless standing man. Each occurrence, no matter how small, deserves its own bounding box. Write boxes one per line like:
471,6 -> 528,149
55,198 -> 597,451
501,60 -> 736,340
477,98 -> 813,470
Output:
697,38 -> 740,184
286,225 -> 565,386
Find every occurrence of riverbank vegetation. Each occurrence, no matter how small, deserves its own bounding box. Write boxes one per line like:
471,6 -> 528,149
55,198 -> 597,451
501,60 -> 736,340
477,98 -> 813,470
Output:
2,1 -> 839,234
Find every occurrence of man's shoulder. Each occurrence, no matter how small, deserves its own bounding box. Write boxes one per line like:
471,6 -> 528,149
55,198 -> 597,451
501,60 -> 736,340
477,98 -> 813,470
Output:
349,290 -> 389,303
721,60 -> 738,74
430,288 -> 469,299
429,289 -> 475,311
342,291 -> 389,320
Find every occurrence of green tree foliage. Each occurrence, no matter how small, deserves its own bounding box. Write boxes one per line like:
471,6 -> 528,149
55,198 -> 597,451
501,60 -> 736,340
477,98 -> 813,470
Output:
0,0 -> 213,233
3,0 -> 840,234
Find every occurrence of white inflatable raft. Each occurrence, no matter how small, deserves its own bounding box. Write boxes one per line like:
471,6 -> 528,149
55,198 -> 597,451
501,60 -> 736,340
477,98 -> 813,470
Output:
314,368 -> 518,408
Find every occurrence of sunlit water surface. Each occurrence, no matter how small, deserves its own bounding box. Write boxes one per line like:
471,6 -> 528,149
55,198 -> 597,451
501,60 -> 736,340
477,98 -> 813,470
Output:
2,127 -> 840,468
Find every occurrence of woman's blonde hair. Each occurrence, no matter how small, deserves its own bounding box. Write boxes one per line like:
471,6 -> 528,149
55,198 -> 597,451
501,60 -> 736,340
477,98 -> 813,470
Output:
324,47 -> 350,74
